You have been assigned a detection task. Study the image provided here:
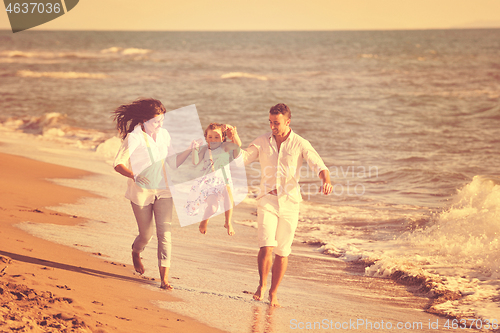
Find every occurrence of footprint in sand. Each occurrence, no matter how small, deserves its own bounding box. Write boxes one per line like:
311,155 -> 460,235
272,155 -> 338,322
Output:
56,285 -> 72,290
19,208 -> 44,213
107,261 -> 126,267
140,275 -> 155,281
0,256 -> 13,264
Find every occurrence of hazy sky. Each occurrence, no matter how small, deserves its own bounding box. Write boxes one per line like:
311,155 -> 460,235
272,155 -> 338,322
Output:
2,0 -> 500,31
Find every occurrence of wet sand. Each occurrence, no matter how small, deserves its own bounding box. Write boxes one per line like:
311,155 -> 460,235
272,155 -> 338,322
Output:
0,134 -> 481,333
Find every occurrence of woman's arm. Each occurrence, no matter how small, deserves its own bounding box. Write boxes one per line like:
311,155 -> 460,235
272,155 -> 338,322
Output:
114,164 -> 149,185
193,146 -> 207,166
175,148 -> 191,168
192,146 -> 200,165
114,164 -> 134,180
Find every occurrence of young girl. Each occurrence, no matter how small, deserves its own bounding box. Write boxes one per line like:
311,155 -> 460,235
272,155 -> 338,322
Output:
185,123 -> 241,235
113,98 -> 191,290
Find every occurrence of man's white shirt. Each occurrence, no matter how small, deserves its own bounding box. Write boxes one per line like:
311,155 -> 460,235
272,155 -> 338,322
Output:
242,130 -> 328,204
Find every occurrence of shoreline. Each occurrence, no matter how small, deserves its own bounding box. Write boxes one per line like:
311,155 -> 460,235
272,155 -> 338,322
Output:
0,152 -> 225,332
0,137 -> 483,333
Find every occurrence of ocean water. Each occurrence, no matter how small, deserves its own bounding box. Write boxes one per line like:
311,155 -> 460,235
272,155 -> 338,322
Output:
1,29 -> 500,328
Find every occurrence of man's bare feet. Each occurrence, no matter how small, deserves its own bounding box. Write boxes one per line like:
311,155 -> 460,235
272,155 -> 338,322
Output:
160,282 -> 173,290
269,292 -> 281,308
132,251 -> 145,275
224,221 -> 235,236
253,285 -> 266,301
199,220 -> 208,234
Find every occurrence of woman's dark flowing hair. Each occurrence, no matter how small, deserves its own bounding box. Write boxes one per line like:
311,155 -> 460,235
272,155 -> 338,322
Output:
113,98 -> 166,140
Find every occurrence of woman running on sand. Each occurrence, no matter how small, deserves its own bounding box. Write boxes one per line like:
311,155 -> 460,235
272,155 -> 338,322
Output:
113,98 -> 191,290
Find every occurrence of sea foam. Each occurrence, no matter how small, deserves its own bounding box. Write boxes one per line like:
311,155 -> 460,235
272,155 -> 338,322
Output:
0,114 -> 111,150
409,175 -> 500,278
364,175 -> 500,320
17,70 -> 108,79
220,72 -> 268,81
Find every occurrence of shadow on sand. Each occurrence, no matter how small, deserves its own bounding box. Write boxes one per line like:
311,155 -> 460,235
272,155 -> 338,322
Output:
0,250 -> 148,284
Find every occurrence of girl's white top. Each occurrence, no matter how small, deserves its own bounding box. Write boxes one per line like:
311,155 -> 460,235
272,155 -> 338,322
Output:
201,145 -> 233,185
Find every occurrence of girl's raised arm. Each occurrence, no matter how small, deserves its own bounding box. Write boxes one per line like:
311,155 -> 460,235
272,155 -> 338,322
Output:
224,125 -> 242,158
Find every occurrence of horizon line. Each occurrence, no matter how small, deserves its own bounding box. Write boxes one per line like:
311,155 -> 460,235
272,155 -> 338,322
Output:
1,26 -> 500,33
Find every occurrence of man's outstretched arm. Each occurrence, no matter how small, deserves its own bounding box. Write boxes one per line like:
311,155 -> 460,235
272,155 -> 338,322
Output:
319,169 -> 333,195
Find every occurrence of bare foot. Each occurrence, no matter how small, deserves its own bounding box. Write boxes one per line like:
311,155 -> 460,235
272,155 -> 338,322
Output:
132,252 -> 145,275
269,292 -> 281,308
199,220 -> 208,234
160,282 -> 173,290
253,285 -> 266,301
224,221 -> 235,236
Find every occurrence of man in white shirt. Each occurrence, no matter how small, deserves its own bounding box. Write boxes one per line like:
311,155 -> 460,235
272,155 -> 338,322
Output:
241,103 -> 333,307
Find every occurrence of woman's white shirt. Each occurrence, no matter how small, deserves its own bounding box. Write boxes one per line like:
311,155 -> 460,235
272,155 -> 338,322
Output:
114,124 -> 177,206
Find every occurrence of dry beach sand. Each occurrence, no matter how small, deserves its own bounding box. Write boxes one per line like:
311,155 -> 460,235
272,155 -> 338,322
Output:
0,152 -> 223,333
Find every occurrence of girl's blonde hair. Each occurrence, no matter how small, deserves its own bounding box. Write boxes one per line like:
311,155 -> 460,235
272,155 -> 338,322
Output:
204,123 -> 226,142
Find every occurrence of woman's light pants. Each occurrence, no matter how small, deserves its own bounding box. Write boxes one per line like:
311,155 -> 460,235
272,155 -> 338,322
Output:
131,197 -> 173,268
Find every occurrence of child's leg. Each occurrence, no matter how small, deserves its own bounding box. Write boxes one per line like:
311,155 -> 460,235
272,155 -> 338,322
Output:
224,208 -> 235,236
223,186 -> 235,236
199,194 -> 219,234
